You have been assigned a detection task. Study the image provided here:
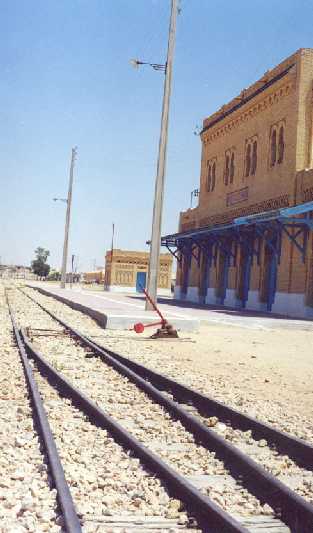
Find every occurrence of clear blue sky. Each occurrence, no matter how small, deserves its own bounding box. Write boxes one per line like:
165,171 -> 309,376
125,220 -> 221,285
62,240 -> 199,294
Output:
1,0 -> 313,271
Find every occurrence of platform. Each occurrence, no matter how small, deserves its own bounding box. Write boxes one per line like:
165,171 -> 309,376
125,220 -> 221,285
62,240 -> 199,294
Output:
27,283 -> 200,331
26,282 -> 313,332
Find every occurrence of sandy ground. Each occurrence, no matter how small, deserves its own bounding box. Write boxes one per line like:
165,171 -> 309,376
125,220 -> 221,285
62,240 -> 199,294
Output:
165,322 -> 313,419
11,282 -> 313,441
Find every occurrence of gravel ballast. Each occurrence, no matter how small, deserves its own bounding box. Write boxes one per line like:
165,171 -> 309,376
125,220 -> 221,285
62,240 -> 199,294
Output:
0,287 -> 61,533
8,286 -> 283,522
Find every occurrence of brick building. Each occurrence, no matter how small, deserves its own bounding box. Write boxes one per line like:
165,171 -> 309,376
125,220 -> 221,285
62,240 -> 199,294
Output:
162,48 -> 313,318
104,249 -> 172,295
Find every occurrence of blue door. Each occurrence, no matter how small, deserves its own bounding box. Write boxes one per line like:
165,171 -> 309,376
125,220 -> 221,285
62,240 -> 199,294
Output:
136,272 -> 146,293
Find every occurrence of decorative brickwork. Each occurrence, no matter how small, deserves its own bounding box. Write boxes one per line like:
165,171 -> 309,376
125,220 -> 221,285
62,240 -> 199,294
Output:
105,249 -> 172,292
303,187 -> 313,202
199,194 -> 290,227
226,187 -> 249,207
174,49 -> 313,316
202,83 -> 293,146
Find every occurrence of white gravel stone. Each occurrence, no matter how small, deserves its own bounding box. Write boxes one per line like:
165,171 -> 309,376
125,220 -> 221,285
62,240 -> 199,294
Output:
7,285 -> 293,523
19,285 -> 313,514
0,285 -> 60,531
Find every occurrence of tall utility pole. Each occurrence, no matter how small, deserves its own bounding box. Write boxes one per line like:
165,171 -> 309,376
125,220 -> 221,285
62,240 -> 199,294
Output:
145,0 -> 178,310
60,147 -> 77,289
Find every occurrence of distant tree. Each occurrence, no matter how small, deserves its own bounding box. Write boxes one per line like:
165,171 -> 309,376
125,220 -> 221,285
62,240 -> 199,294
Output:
31,247 -> 50,278
47,269 -> 61,281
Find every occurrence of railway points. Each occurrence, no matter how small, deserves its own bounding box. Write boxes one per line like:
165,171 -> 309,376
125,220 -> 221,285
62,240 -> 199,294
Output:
3,6 -> 313,533
2,282 -> 313,532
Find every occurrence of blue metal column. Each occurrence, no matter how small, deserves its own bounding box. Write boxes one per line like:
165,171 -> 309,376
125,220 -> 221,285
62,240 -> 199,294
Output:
255,226 -> 280,312
266,253 -> 278,311
199,245 -> 211,304
241,252 -> 252,308
219,252 -> 229,305
181,246 -> 191,297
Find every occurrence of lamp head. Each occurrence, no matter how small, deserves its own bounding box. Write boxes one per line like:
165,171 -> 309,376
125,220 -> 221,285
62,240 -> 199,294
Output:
130,58 -> 141,69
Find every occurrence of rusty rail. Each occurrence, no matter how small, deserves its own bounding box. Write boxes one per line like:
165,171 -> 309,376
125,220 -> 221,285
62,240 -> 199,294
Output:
18,287 -> 313,532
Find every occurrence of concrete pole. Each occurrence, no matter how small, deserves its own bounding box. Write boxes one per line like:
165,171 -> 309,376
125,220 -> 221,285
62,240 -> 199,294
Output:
145,0 -> 178,310
60,147 -> 77,289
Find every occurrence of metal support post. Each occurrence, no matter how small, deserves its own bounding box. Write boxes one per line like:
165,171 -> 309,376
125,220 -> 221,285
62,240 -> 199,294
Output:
181,245 -> 192,296
241,252 -> 252,308
60,147 -> 77,289
146,0 -> 178,310
255,225 -> 279,311
219,253 -> 230,305
267,253 -> 278,311
199,253 -> 209,304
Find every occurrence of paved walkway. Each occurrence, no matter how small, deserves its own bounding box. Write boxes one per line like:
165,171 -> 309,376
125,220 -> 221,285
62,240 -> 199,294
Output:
28,283 -> 313,332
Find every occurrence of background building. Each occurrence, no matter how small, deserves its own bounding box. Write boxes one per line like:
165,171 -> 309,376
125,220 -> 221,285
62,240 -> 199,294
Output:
162,48 -> 313,318
81,269 -> 104,284
0,265 -> 36,279
104,249 -> 172,295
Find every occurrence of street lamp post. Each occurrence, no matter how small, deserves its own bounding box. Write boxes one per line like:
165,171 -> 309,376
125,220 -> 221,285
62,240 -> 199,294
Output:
131,0 -> 178,310
59,147 -> 77,289
190,188 -> 199,209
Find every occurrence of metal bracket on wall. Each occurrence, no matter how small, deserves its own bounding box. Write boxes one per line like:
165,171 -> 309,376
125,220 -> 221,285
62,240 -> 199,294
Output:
165,242 -> 183,264
254,224 -> 282,262
278,223 -> 309,263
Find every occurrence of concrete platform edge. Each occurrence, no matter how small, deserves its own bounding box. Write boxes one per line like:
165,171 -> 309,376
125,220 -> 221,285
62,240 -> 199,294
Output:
27,285 -> 199,331
28,285 -> 108,328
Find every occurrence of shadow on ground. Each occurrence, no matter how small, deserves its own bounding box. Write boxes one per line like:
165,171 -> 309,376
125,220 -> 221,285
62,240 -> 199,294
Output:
126,295 -> 312,323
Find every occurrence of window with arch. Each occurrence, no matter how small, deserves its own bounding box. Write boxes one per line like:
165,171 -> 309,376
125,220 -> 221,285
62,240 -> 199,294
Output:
225,154 -> 230,185
245,135 -> 258,177
207,164 -> 211,192
277,125 -> 285,164
211,161 -> 216,190
230,152 -> 235,183
269,120 -> 285,167
224,148 -> 235,185
251,140 -> 257,175
245,143 -> 251,177
270,128 -> 277,167
206,158 -> 217,192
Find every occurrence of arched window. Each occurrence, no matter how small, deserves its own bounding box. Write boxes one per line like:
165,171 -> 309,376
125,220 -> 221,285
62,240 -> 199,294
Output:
270,129 -> 277,167
225,154 -> 230,185
230,152 -> 235,183
211,162 -> 216,191
251,140 -> 257,175
278,126 -> 284,164
245,143 -> 251,177
207,164 -> 211,192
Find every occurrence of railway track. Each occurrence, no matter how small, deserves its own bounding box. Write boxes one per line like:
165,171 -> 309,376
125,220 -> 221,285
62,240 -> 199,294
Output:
5,291 -> 209,532
0,288 -> 62,532
6,285 -> 313,531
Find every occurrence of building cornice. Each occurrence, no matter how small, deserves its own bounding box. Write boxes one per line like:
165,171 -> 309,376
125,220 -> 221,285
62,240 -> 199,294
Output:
201,64 -> 295,139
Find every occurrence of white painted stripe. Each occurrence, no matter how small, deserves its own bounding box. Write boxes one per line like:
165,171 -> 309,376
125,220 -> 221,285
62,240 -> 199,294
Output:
77,291 -> 194,320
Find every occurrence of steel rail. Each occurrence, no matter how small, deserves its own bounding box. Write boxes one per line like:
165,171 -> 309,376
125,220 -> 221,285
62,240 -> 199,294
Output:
19,328 -> 247,533
18,288 -> 313,532
24,287 -> 313,466
91,339 -> 313,468
5,295 -> 82,533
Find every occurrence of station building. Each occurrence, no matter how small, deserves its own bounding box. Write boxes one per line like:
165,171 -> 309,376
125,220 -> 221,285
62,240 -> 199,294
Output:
162,49 -> 313,318
104,249 -> 172,295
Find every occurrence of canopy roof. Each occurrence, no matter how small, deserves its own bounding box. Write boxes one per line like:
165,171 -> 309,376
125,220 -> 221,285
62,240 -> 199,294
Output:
161,200 -> 313,246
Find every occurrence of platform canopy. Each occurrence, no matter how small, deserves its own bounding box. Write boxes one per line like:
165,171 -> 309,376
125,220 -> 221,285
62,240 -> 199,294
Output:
161,200 -> 313,312
161,200 -> 313,265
